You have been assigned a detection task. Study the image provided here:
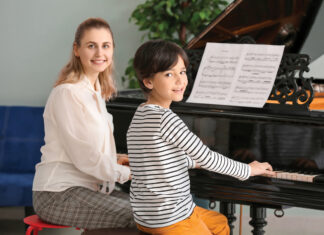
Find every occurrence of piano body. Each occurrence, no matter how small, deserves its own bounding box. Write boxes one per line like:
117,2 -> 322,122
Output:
107,0 -> 324,234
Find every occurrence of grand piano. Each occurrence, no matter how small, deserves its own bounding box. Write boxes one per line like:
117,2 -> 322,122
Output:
107,0 -> 324,234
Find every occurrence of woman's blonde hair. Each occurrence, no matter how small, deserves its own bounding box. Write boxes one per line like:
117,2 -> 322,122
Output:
55,18 -> 116,100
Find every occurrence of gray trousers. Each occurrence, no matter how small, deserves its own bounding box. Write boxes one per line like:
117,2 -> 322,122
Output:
33,187 -> 135,230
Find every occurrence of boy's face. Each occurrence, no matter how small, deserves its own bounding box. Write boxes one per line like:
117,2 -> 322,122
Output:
144,56 -> 188,108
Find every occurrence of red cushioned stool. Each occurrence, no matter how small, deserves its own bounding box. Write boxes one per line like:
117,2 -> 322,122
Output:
23,214 -> 81,235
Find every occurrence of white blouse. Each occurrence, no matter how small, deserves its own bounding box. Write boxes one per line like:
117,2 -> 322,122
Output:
33,76 -> 130,193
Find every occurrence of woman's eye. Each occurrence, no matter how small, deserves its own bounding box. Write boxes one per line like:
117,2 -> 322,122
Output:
165,73 -> 172,77
88,44 -> 95,49
103,44 -> 110,49
180,70 -> 187,75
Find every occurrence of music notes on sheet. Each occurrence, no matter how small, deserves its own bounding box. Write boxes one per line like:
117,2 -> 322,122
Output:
187,42 -> 284,108
202,65 -> 235,78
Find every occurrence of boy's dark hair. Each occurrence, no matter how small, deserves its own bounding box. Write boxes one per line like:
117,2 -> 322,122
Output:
133,39 -> 189,94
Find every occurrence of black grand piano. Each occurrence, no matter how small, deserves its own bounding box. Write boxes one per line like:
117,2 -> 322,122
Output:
107,0 -> 324,234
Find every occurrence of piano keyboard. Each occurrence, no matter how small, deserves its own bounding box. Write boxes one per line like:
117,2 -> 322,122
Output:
267,171 -> 324,183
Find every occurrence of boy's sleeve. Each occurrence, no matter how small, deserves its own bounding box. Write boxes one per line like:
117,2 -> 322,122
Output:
160,111 -> 250,180
186,156 -> 196,169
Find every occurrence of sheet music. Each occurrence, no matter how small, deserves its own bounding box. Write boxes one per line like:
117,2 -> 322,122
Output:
186,43 -> 284,108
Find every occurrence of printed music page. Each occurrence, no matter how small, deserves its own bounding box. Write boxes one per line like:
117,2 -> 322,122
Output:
186,43 -> 284,108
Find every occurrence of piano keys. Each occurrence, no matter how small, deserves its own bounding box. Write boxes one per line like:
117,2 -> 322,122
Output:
267,171 -> 324,183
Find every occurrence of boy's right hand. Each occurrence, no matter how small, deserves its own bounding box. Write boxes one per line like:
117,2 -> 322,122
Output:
249,161 -> 276,177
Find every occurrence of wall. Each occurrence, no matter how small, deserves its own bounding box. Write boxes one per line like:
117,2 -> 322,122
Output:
1,0 -> 323,106
301,0 -> 324,79
301,0 -> 324,61
0,0 -> 145,106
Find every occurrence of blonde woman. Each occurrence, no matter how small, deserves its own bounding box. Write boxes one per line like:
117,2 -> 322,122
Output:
32,18 -> 134,231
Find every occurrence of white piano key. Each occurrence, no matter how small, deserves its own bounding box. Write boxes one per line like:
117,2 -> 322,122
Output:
266,171 -> 319,183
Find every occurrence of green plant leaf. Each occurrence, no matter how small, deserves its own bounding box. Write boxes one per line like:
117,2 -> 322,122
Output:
199,11 -> 206,20
123,0 -> 229,89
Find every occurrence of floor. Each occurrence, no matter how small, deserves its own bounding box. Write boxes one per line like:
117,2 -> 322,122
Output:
1,205 -> 324,235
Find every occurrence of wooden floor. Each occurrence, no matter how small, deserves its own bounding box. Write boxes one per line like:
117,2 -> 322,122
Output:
1,206 -> 324,235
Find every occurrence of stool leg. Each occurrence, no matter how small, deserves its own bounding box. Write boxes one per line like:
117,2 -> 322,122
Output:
24,207 -> 36,231
26,226 -> 40,235
26,226 -> 33,235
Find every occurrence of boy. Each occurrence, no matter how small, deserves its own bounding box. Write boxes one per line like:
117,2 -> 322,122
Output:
127,39 -> 275,235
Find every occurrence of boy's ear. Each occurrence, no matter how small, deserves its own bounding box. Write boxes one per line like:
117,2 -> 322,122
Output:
143,78 -> 153,90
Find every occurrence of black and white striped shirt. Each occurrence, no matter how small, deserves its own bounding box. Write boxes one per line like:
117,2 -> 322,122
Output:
127,104 -> 250,228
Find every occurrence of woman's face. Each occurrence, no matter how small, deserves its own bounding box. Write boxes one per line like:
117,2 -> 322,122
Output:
74,27 -> 113,80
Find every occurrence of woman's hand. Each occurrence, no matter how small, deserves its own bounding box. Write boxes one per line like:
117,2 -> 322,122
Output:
117,153 -> 129,166
117,154 -> 131,180
249,161 -> 276,177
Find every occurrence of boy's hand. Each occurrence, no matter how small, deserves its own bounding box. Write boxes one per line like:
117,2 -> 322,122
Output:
117,153 -> 129,166
249,161 -> 276,177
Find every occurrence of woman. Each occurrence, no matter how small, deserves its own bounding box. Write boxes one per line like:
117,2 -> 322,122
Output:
32,18 -> 135,231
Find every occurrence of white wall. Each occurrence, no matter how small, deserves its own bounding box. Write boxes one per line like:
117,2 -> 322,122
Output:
301,0 -> 324,62
301,1 -> 324,79
0,0 -> 145,106
1,0 -> 323,107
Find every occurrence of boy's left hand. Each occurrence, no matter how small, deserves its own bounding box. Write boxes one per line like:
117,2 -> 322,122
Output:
249,161 -> 276,177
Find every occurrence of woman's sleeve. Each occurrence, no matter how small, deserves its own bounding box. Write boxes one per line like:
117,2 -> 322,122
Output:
160,111 -> 250,180
51,87 -> 130,183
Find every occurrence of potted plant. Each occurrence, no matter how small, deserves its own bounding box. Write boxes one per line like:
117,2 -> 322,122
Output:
122,0 -> 229,88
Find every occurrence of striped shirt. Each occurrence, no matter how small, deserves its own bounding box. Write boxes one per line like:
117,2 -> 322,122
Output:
127,104 -> 250,228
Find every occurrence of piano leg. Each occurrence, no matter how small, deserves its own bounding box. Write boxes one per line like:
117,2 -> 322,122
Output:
219,202 -> 236,235
249,205 -> 267,235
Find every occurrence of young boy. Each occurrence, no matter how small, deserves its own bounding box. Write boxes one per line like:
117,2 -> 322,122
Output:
127,39 -> 275,235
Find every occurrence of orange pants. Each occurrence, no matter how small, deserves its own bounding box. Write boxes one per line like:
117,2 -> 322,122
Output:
136,206 -> 230,235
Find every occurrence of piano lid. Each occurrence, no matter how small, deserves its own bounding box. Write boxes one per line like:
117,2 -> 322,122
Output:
186,0 -> 323,53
